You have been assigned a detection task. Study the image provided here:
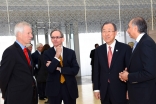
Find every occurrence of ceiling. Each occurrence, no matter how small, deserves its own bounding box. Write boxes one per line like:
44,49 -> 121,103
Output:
0,0 -> 156,35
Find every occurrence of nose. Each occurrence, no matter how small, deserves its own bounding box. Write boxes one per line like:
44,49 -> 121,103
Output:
30,33 -> 33,38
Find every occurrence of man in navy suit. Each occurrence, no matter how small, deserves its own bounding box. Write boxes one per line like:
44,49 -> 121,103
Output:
32,43 -> 43,76
119,17 -> 156,104
0,21 -> 37,104
93,22 -> 131,104
90,43 -> 99,82
44,29 -> 79,104
31,43 -> 44,100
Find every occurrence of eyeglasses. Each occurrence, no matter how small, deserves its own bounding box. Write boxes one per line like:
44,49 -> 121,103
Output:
51,36 -> 63,39
102,31 -> 115,34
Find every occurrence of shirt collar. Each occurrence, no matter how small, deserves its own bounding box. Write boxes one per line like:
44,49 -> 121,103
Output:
106,40 -> 116,49
136,33 -> 145,43
15,40 -> 25,50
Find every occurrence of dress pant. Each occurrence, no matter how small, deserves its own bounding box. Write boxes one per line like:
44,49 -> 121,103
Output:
37,82 -> 46,99
32,86 -> 38,104
91,64 -> 94,83
101,83 -> 127,104
48,82 -> 76,104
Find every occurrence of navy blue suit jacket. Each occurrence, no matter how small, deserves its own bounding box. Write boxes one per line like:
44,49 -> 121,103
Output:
93,40 -> 131,103
128,34 -> 156,104
0,42 -> 36,104
31,50 -> 40,75
43,47 -> 79,99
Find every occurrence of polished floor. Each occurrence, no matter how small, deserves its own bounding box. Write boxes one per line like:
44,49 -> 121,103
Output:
0,76 -> 100,104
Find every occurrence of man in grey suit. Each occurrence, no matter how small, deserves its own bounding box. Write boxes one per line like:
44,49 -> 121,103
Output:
119,17 -> 156,104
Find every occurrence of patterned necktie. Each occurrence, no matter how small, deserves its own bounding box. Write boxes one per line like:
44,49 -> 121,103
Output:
108,46 -> 112,68
23,48 -> 31,66
59,56 -> 65,83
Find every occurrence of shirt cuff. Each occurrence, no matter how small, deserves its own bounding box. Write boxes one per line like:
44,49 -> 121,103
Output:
94,90 -> 100,92
55,56 -> 60,61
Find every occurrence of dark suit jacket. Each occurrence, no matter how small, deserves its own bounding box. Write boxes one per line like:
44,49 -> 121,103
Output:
93,40 -> 131,103
128,34 -> 156,104
90,49 -> 95,65
0,42 -> 37,104
43,46 -> 79,99
37,53 -> 48,83
31,50 -> 40,75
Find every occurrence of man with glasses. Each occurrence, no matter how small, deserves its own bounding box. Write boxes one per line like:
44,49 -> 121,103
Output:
93,22 -> 131,104
44,29 -> 79,104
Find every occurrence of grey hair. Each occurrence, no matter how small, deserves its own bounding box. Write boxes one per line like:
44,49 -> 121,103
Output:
131,17 -> 147,33
36,43 -> 43,48
14,21 -> 32,36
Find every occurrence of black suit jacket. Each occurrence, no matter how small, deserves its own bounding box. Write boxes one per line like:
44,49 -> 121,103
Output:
37,54 -> 48,83
128,34 -> 156,104
31,50 -> 40,75
43,47 -> 79,99
90,49 -> 95,65
93,40 -> 131,103
0,42 -> 37,104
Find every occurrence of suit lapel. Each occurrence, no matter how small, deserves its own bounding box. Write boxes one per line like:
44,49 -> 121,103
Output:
101,44 -> 109,69
128,34 -> 146,68
50,47 -> 56,59
62,47 -> 67,65
14,42 -> 28,65
110,41 -> 120,69
14,42 -> 32,71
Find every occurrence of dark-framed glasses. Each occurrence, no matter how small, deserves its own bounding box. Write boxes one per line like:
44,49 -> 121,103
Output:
51,36 -> 63,39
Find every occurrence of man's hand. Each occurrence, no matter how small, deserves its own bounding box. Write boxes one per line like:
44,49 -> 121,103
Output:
94,92 -> 101,99
56,67 -> 61,72
55,45 -> 62,58
119,68 -> 129,82
46,61 -> 51,67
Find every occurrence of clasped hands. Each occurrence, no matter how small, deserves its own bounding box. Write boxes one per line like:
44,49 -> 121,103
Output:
119,68 -> 129,82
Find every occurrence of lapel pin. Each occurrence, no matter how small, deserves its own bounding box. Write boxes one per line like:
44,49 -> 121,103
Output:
116,50 -> 118,52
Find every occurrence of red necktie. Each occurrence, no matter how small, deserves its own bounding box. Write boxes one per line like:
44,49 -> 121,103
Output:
108,46 -> 112,68
23,48 -> 31,66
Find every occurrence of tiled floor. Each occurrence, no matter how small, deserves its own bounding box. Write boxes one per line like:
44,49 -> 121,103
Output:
0,76 -> 100,104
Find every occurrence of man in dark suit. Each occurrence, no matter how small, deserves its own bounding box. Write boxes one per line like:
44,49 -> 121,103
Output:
31,43 -> 43,76
44,29 -> 79,104
119,17 -> 156,104
90,43 -> 99,82
93,22 -> 131,104
31,43 -> 44,100
0,21 -> 38,104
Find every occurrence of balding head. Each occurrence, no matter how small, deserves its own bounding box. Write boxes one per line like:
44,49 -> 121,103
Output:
131,17 -> 147,33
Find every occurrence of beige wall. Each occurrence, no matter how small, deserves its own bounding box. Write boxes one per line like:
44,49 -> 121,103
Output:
149,30 -> 156,42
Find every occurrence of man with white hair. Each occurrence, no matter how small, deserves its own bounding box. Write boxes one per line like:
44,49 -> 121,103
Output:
0,21 -> 38,104
32,43 -> 43,73
26,43 -> 33,53
31,43 -> 44,100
